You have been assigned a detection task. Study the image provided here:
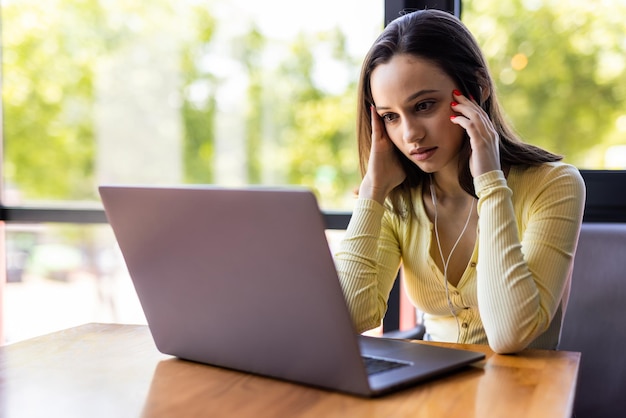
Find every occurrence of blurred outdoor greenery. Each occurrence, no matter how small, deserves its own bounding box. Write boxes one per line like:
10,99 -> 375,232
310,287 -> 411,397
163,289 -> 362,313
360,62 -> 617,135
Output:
2,0 -> 625,210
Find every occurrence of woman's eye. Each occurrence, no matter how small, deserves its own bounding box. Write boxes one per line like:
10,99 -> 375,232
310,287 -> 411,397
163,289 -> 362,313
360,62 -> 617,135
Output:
416,101 -> 435,112
382,113 -> 398,122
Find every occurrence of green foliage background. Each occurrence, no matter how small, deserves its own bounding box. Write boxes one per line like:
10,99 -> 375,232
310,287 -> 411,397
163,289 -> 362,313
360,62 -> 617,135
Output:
2,0 -> 625,209
463,0 -> 626,167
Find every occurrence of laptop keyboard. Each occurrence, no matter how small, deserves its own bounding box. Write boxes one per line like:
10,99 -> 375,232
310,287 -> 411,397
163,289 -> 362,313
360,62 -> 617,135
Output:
362,356 -> 411,376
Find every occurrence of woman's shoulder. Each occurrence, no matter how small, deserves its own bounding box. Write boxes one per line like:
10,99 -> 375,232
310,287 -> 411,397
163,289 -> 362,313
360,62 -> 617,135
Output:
511,161 -> 584,184
382,184 -> 430,226
509,162 -> 586,195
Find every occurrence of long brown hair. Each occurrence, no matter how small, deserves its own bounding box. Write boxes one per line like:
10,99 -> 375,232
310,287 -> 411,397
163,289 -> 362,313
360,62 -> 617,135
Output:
356,9 -> 561,218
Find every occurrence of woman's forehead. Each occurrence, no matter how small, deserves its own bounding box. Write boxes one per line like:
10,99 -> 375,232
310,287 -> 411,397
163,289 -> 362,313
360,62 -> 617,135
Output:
370,55 -> 454,103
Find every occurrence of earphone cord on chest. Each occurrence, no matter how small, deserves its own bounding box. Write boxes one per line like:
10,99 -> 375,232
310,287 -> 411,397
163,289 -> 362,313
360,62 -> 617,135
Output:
430,179 -> 474,343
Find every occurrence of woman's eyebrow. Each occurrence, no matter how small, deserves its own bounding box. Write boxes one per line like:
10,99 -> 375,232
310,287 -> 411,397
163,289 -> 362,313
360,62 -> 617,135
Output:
374,89 -> 440,111
405,89 -> 439,104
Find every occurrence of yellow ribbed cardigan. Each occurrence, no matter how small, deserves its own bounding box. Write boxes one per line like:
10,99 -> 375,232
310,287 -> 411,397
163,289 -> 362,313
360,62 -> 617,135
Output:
335,163 -> 586,353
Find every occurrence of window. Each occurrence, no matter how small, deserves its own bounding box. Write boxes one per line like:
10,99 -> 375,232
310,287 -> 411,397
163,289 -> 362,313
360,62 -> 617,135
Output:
0,0 -> 383,343
2,0 -> 625,343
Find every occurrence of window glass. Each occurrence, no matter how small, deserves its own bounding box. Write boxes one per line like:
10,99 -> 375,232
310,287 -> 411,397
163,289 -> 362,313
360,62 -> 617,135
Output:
1,0 -> 382,343
3,1 -> 625,211
462,0 -> 626,168
2,0 -> 383,210
4,223 -> 144,343
3,1 -> 626,212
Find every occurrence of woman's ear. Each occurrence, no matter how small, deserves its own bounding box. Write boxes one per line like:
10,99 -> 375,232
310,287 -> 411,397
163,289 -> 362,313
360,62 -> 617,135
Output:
475,69 -> 491,106
479,85 -> 490,106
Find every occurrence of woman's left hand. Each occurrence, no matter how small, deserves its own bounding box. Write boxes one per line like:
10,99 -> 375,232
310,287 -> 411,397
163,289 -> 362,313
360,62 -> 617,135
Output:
449,90 -> 501,177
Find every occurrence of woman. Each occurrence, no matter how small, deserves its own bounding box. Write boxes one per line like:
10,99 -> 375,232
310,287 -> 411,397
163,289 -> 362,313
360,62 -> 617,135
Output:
334,9 -> 585,354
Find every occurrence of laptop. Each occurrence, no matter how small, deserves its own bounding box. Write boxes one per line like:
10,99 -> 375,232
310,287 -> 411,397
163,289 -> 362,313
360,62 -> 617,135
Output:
99,185 -> 485,397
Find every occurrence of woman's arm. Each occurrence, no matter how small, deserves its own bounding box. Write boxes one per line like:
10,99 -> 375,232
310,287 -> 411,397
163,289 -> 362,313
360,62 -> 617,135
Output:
334,105 -> 406,333
334,198 -> 402,333
475,165 -> 586,353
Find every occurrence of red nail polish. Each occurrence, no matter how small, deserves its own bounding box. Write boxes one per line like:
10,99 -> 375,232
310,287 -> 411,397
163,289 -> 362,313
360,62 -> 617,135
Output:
451,101 -> 458,107
453,89 -> 462,96
450,115 -> 457,120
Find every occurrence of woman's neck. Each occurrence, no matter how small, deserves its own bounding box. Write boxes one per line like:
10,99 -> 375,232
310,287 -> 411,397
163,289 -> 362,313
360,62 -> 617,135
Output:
429,172 -> 467,205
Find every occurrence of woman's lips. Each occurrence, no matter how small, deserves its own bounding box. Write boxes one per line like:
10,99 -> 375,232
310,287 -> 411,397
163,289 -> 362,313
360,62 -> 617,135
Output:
410,147 -> 437,161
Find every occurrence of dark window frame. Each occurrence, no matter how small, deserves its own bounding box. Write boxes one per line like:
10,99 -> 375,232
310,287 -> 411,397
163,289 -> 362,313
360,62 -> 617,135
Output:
1,170 -> 624,225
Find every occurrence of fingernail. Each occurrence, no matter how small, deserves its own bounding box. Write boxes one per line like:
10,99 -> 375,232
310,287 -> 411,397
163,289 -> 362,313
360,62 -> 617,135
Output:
450,115 -> 457,120
451,101 -> 459,107
453,89 -> 462,96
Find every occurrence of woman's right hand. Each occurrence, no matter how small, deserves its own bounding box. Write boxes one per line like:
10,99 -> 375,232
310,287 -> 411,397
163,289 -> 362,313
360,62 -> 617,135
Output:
359,106 -> 406,203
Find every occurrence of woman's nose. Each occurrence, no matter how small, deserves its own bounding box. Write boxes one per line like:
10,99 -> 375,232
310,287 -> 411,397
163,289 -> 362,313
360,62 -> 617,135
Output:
402,118 -> 424,144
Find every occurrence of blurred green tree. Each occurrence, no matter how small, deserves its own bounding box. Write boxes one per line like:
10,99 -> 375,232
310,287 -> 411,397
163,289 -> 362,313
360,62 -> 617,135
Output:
463,0 -> 626,167
266,29 -> 361,207
1,1 -> 104,200
180,6 -> 218,184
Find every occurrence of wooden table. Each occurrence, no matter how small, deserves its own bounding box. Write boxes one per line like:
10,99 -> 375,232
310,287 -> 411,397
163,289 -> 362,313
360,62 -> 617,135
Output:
0,323 -> 579,418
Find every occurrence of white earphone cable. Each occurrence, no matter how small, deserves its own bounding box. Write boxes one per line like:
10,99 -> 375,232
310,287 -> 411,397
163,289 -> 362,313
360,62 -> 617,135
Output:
430,178 -> 474,343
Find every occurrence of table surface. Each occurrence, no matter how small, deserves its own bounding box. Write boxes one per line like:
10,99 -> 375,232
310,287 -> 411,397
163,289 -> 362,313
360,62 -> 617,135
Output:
0,323 -> 580,418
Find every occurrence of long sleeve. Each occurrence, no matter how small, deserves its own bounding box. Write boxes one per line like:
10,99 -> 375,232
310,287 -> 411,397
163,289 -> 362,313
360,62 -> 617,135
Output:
334,198 -> 402,333
475,164 -> 586,353
334,162 -> 585,351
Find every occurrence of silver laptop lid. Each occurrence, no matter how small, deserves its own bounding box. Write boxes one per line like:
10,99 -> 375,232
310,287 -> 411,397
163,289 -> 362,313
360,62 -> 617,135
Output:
99,185 -> 371,395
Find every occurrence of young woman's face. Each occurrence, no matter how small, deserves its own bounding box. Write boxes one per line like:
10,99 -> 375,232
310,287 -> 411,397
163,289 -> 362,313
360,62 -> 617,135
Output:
370,54 -> 466,175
